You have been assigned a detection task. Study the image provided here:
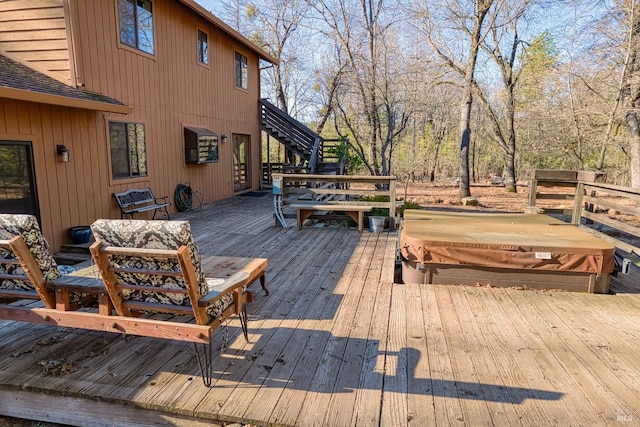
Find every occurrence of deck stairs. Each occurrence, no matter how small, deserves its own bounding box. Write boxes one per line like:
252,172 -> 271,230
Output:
54,242 -> 91,265
260,99 -> 342,175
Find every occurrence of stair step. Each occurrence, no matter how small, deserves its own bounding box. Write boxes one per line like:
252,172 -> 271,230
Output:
54,252 -> 91,266
261,101 -> 334,174
60,242 -> 92,254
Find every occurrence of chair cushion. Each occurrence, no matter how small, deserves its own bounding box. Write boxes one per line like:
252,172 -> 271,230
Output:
91,219 -> 232,320
0,214 -> 61,292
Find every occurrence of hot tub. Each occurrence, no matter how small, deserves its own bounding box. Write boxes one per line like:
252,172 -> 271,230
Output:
399,210 -> 615,293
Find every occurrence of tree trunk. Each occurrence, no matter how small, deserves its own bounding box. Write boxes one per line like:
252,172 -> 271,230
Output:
628,111 -> 640,187
458,1 -> 493,199
504,144 -> 517,192
459,123 -> 472,198
430,136 -> 442,182
504,102 -> 517,192
623,0 -> 640,187
274,63 -> 288,113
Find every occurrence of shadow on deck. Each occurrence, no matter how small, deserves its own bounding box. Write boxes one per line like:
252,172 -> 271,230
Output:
0,194 -> 639,426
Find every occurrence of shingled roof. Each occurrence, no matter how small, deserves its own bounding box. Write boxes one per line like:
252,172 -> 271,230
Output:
0,54 -> 131,114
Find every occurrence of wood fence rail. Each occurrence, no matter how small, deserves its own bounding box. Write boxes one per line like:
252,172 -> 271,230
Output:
527,169 -> 606,214
572,181 -> 640,262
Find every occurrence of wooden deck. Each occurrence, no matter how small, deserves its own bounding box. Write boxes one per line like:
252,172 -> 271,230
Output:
1,193 -> 640,426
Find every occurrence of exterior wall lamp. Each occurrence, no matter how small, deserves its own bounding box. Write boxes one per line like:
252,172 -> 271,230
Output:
56,144 -> 70,162
221,134 -> 228,143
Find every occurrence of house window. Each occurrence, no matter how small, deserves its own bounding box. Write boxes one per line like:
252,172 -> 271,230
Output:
235,52 -> 248,90
197,30 -> 208,65
118,0 -> 154,55
109,122 -> 148,179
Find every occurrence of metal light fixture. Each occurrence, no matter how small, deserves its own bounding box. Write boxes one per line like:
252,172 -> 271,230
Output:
56,144 -> 70,162
221,134 -> 228,143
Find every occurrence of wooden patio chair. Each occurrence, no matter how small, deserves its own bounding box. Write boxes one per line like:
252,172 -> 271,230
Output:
89,219 -> 254,386
0,214 -> 98,310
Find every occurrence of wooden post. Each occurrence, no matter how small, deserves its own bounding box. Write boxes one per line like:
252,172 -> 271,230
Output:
528,173 -> 538,207
571,182 -> 586,225
389,178 -> 397,221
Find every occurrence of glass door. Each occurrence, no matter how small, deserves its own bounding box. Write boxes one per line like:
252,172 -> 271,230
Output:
233,134 -> 250,192
0,141 -> 39,218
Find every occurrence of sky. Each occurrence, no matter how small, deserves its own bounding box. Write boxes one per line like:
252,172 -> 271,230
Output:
191,0 -> 619,117
195,1 -> 223,16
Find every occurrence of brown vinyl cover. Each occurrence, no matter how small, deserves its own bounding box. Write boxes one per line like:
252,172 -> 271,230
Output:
400,210 -> 615,274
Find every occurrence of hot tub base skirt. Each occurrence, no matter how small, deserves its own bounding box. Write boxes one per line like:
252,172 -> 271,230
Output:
401,259 -> 610,293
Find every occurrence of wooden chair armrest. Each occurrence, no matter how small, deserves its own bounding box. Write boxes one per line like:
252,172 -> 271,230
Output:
155,195 -> 169,203
198,271 -> 250,307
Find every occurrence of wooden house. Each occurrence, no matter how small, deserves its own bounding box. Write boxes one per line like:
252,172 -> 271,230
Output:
0,0 -> 276,252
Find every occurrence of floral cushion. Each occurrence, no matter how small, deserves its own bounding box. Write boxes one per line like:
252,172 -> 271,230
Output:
0,214 -> 61,293
90,219 -> 233,321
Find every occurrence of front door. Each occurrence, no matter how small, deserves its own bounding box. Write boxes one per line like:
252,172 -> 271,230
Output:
0,141 -> 39,219
233,134 -> 250,192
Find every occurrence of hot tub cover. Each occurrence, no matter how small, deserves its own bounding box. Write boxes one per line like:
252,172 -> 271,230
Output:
400,210 -> 615,275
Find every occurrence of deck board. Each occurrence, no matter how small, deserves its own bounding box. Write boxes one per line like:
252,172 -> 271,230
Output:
1,194 -> 640,426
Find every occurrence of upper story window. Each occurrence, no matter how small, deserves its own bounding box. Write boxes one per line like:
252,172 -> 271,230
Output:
109,121 -> 148,180
197,30 -> 208,65
118,0 -> 154,55
235,52 -> 248,90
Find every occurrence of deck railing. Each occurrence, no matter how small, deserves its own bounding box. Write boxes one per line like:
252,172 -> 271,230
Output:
572,181 -> 640,264
272,173 -> 402,227
527,169 -> 606,214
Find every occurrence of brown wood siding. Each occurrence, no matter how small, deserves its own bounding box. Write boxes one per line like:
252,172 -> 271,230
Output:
1,0 -> 267,253
0,97 -> 107,252
0,0 -> 73,84
70,0 -> 264,209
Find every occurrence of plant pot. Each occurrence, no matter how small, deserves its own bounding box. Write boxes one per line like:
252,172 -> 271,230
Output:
69,226 -> 92,244
369,216 -> 386,232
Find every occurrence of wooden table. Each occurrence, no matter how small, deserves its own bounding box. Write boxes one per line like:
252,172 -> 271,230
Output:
200,255 -> 269,295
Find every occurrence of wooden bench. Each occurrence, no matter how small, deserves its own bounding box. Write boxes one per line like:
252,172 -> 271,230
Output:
290,203 -> 372,232
113,188 -> 171,219
273,174 -> 402,231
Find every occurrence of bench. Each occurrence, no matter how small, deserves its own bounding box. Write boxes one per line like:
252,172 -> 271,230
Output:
290,203 -> 372,232
272,174 -> 402,230
113,188 -> 171,219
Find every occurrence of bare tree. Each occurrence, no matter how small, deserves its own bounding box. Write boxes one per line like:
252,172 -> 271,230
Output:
621,0 -> 640,187
475,2 -> 545,193
313,59 -> 347,134
311,0 -> 412,176
217,0 -> 313,114
416,0 -> 496,198
246,1 -> 311,113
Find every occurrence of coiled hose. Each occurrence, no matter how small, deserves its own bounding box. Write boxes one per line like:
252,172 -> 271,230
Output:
174,182 -> 202,212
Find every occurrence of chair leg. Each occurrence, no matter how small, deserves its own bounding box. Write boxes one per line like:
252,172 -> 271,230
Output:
193,341 -> 213,387
259,274 -> 269,296
239,303 -> 249,342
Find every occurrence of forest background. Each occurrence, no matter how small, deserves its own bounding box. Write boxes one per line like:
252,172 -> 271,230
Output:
196,0 -> 640,195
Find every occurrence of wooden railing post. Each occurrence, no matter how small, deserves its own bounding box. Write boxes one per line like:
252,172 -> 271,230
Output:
389,178 -> 397,220
571,182 -> 585,225
528,175 -> 538,207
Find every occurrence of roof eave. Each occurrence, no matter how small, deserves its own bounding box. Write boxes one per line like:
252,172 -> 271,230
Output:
177,0 -> 279,65
0,86 -> 133,115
